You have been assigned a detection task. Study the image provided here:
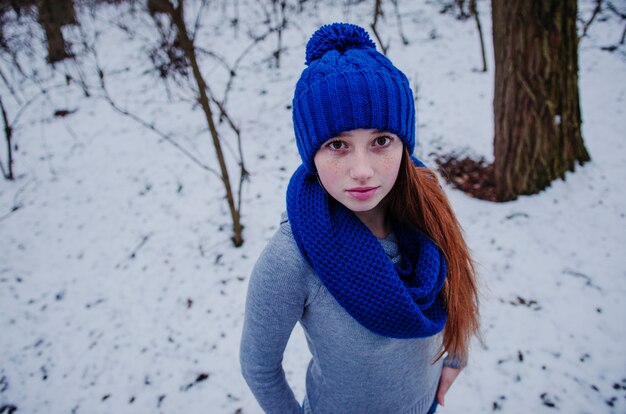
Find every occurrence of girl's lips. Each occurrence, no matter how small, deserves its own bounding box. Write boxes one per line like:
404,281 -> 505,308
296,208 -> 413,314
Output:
346,187 -> 378,201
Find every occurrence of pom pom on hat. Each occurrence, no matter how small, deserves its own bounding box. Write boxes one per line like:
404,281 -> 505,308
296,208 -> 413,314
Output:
305,23 -> 376,65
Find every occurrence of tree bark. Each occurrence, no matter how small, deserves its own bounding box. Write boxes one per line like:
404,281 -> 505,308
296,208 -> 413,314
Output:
492,0 -> 590,201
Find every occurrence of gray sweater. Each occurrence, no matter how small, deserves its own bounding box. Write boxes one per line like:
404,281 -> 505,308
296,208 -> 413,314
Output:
240,212 -> 464,414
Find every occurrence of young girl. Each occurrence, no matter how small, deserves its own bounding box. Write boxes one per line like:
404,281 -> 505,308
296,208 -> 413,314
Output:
240,23 -> 480,414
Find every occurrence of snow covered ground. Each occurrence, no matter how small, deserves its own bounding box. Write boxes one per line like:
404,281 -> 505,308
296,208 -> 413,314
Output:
1,1 -> 625,413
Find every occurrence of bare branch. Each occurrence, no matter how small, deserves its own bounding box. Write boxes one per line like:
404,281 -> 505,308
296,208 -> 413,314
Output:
79,23 -> 221,178
0,66 -> 23,104
220,28 -> 272,109
0,94 -> 14,179
195,46 -> 232,72
3,74 -> 68,128
63,55 -> 91,97
207,88 -> 249,216
0,180 -> 31,222
580,0 -> 603,39
469,0 -> 487,72
371,0 -> 388,55
192,0 -> 210,39
606,1 -> 626,19
101,80 -> 221,178
390,0 -> 408,45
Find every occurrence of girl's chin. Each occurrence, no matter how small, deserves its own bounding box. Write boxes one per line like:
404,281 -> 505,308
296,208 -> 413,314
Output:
341,199 -> 384,214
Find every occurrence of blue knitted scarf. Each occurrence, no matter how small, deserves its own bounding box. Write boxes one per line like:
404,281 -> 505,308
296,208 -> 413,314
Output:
286,159 -> 448,339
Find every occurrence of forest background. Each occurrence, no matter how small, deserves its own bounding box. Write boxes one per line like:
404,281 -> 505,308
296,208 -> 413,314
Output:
1,0 -> 625,413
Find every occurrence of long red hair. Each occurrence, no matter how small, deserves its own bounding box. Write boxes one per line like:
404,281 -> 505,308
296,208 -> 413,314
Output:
387,149 -> 480,362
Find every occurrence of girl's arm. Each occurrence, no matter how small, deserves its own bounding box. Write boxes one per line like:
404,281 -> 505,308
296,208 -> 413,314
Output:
436,366 -> 461,406
240,221 -> 310,414
437,352 -> 467,405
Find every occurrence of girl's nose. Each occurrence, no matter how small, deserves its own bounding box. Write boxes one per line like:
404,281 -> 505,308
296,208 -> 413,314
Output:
349,151 -> 374,181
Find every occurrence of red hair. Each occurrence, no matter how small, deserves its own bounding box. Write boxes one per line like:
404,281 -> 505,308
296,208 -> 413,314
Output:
387,149 -> 480,362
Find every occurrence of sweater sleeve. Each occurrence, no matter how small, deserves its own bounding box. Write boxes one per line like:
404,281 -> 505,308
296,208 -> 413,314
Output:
443,352 -> 468,369
240,217 -> 311,414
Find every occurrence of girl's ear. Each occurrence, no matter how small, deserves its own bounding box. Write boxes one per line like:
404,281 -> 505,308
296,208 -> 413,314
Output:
316,173 -> 328,194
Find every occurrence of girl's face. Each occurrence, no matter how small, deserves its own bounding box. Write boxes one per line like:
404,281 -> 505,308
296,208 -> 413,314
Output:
313,128 -> 404,220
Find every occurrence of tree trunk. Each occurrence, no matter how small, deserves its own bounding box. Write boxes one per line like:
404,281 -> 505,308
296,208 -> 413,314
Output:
492,0 -> 590,201
38,0 -> 76,63
167,1 -> 244,246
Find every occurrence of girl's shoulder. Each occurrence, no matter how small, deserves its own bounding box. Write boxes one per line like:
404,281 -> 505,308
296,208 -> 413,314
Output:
272,210 -> 303,259
278,210 -> 295,237
252,211 -> 315,284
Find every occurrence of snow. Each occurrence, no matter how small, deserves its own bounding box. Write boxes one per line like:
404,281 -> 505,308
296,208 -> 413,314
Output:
1,0 -> 625,413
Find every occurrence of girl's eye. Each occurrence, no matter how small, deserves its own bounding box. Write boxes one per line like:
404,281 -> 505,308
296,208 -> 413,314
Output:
328,140 -> 346,150
374,136 -> 392,147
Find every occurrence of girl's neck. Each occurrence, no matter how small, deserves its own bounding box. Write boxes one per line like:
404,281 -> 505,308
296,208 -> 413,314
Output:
354,207 -> 391,239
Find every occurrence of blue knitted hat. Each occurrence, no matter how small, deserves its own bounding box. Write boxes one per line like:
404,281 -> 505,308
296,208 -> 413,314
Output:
292,23 -> 416,173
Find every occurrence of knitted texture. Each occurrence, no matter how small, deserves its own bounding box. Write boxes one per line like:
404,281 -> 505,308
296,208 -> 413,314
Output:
292,23 -> 415,173
286,157 -> 448,338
